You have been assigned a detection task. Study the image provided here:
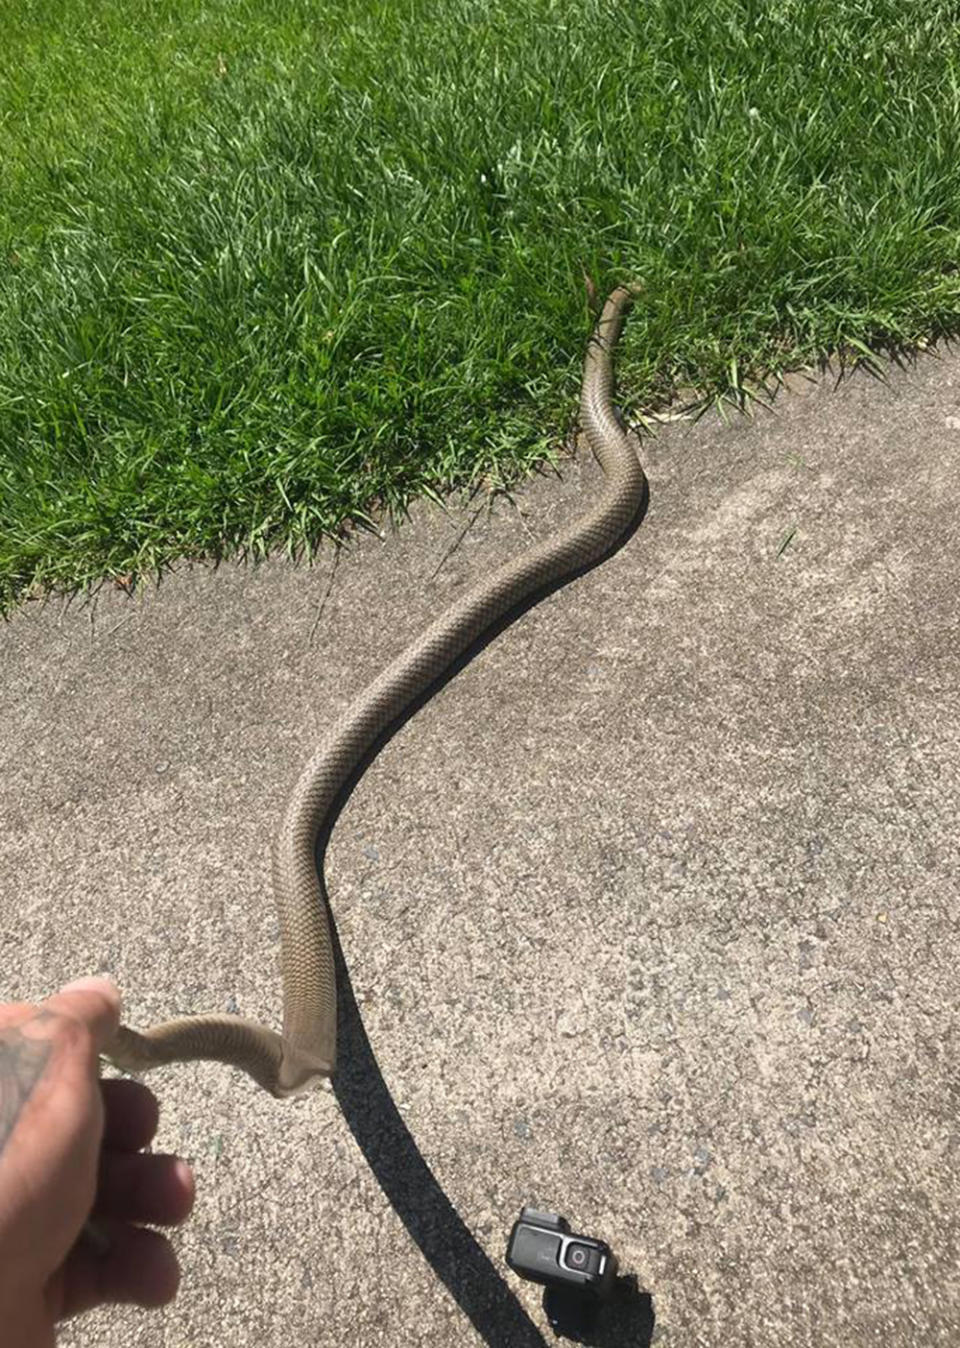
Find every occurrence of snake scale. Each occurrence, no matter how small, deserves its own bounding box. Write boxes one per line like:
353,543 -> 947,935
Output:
106,284 -> 647,1096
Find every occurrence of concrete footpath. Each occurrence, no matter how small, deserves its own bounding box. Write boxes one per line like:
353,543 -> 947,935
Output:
2,351 -> 959,1347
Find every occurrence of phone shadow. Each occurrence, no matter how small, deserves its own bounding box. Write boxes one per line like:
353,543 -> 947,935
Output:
598,1281 -> 656,1348
545,1276 -> 656,1345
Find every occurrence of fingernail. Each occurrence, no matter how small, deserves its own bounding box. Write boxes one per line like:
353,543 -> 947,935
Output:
173,1159 -> 196,1192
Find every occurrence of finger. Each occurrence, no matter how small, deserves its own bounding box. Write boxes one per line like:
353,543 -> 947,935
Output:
42,978 -> 121,1055
0,1001 -> 38,1033
59,1221 -> 181,1319
96,1151 -> 195,1226
101,1078 -> 159,1151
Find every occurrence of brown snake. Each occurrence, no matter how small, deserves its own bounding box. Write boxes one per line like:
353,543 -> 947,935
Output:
106,284 -> 647,1096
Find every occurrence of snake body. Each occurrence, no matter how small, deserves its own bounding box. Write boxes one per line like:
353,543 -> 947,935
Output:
106,285 -> 647,1097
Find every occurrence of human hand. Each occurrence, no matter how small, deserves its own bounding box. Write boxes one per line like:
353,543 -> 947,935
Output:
0,978 -> 195,1347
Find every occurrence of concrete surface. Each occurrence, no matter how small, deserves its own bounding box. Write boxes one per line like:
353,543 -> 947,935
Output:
2,350 -> 959,1348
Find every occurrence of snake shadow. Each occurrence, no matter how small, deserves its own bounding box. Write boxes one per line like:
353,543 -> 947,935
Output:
320,477 -> 650,1346
328,919 -> 546,1345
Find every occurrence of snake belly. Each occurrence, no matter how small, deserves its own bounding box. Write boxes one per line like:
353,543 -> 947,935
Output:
106,284 -> 647,1097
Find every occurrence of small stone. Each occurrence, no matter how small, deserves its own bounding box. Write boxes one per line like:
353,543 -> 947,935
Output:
557,1007 -> 587,1037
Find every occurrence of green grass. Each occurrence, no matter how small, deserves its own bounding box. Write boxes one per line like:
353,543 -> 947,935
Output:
3,0 -> 960,608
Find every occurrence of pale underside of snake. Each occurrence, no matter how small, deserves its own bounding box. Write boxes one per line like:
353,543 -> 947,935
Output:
105,285 -> 648,1097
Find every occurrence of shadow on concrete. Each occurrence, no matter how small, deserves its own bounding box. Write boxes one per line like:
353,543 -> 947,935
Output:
330,916 -> 548,1346
332,944 -> 657,1346
543,1276 -> 655,1345
321,478 -> 650,1344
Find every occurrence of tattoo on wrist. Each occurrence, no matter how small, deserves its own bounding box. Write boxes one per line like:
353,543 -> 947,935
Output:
0,1026 -> 53,1157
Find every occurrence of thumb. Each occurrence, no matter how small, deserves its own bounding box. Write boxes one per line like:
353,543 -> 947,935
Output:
43,978 -> 122,1054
